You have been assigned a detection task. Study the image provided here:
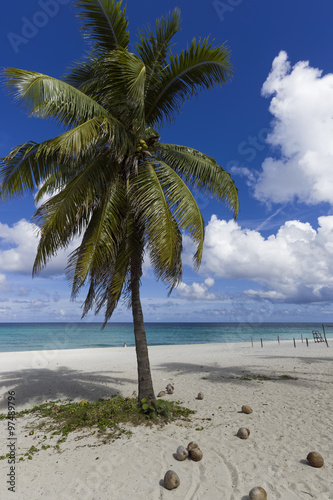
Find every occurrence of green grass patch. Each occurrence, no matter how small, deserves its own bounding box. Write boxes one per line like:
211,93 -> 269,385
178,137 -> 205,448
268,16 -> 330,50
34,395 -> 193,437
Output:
0,396 -> 195,450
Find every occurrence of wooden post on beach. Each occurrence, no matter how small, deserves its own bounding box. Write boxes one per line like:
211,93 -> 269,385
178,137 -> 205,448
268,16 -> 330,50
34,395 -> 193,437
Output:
306,338 -> 309,347
322,324 -> 329,347
293,338 -> 296,348
301,334 -> 303,343
277,335 -> 280,344
251,337 -> 253,347
261,338 -> 263,348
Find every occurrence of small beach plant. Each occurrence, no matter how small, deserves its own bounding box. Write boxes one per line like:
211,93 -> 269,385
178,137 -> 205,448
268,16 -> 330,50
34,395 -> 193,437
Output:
0,1 -> 238,402
0,397 -> 195,453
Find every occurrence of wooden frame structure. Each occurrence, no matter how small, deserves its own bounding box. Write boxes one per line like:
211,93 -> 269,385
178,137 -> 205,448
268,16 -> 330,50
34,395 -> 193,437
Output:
312,330 -> 324,343
317,324 -> 330,347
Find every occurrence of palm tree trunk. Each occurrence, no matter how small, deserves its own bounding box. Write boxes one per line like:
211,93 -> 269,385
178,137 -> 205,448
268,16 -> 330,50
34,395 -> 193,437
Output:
131,250 -> 156,403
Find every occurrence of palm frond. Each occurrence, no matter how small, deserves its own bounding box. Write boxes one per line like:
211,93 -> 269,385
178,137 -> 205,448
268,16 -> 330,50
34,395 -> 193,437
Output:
80,215 -> 134,325
0,141 -> 62,198
120,51 -> 146,104
36,115 -> 130,162
148,216 -> 182,291
33,156 -> 121,273
63,51 -> 101,93
130,162 -> 183,288
74,0 -> 129,51
153,160 -> 205,269
3,68 -> 109,129
157,143 -> 239,218
136,8 -> 181,93
34,162 -> 84,204
95,49 -> 146,130
67,180 -> 127,297
95,230 -> 132,325
145,37 -> 233,126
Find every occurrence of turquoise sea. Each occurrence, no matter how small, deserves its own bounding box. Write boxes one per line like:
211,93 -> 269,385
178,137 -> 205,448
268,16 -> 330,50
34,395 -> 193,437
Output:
0,322 -> 329,353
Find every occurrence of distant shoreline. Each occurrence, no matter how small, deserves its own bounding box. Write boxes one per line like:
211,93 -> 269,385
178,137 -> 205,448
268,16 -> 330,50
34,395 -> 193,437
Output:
0,322 -> 331,353
0,336 -> 331,356
0,321 -> 331,324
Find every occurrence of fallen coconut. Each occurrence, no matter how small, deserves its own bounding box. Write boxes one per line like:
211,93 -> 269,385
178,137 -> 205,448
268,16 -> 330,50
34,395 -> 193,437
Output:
242,405 -> 253,414
189,447 -> 203,462
187,441 -> 199,452
307,451 -> 324,468
157,391 -> 166,397
166,384 -> 174,394
249,486 -> 267,500
176,446 -> 188,461
164,470 -> 180,490
237,427 -> 250,439
197,392 -> 204,400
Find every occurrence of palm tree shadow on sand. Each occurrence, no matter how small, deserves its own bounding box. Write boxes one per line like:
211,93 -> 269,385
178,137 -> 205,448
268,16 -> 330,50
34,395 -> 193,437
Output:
154,357 -> 333,388
0,366 -> 136,411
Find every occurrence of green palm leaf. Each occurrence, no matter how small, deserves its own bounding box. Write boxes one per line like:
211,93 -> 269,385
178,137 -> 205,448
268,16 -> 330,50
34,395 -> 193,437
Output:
153,160 -> 205,269
67,181 -> 127,297
36,115 -> 130,161
145,37 -> 233,126
130,162 -> 183,289
157,143 -> 239,217
74,0 -> 129,51
33,156 -> 121,273
63,51 -> 102,94
81,215 -> 135,324
3,68 -> 109,129
95,231 -> 131,324
0,140 -> 81,198
34,162 -> 85,204
0,141 -> 44,197
136,8 -> 181,94
98,49 -> 146,129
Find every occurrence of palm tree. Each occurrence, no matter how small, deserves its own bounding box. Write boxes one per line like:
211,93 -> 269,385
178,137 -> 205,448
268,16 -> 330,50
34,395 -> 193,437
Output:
0,0 -> 239,402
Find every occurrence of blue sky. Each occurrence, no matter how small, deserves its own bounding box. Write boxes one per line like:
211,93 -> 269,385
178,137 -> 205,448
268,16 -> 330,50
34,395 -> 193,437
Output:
1,0 -> 333,323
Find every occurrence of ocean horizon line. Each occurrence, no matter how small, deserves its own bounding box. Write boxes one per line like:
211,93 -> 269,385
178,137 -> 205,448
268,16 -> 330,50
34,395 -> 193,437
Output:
0,321 -> 329,325
0,321 -> 330,353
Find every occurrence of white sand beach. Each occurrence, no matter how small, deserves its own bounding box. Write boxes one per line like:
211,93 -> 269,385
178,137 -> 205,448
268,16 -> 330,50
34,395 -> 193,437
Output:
0,339 -> 332,499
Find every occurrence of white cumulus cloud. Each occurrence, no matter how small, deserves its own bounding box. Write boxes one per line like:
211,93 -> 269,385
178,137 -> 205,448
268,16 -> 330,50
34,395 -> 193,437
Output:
255,50 -> 333,205
0,219 -> 80,276
176,277 -> 216,301
197,214 -> 333,304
